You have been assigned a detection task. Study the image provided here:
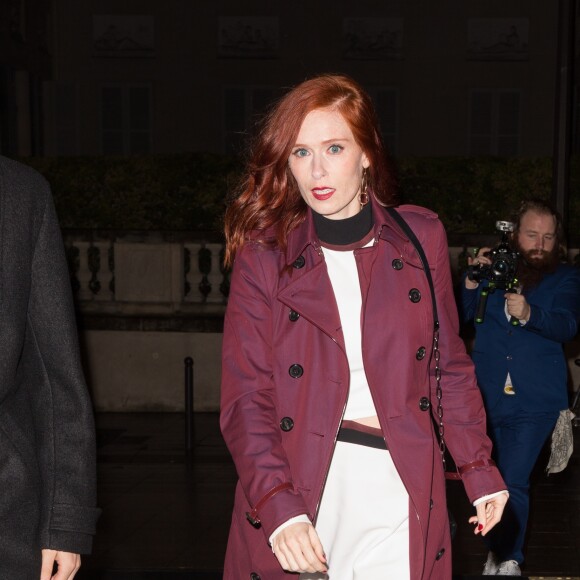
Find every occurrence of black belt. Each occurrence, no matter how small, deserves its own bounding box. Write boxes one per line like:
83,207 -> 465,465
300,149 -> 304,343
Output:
337,426 -> 387,450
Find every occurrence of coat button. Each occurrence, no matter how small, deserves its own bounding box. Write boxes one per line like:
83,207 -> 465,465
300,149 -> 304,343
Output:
416,346 -> 426,360
250,574 -> 261,580
245,512 -> 260,527
293,255 -> 305,269
289,309 -> 300,322
419,397 -> 431,411
392,259 -> 403,270
436,548 -> 445,560
409,288 -> 421,303
288,364 -> 303,378
280,417 -> 294,431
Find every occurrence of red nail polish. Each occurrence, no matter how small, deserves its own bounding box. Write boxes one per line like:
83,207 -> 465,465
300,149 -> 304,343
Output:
478,524 -> 483,531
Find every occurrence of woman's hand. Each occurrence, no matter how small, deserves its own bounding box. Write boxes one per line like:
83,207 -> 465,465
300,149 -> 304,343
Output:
468,491 -> 509,536
272,522 -> 327,574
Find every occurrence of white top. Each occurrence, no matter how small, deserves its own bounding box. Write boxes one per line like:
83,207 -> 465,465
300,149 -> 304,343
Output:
323,244 -> 377,420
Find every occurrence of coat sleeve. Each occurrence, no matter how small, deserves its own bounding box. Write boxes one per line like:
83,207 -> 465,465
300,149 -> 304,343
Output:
220,244 -> 309,540
524,268 -> 580,342
429,220 -> 506,502
459,275 -> 480,323
26,187 -> 100,554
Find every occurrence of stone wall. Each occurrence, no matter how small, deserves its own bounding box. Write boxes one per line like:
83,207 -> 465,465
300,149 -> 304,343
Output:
81,330 -> 222,412
80,329 -> 580,413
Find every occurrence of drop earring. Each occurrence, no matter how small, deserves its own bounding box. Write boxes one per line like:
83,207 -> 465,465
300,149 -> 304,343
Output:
359,168 -> 369,209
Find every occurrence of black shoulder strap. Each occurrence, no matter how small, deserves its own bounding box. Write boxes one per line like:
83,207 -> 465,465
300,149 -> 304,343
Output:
386,208 -> 460,480
386,207 -> 439,330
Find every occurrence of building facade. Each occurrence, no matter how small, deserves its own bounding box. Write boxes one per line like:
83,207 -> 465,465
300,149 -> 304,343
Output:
2,0 -> 579,159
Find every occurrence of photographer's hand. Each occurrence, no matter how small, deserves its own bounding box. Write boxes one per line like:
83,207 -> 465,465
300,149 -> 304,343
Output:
466,247 -> 492,289
505,292 -> 531,323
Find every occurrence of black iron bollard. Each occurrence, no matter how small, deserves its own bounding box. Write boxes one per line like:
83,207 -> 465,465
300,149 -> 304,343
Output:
184,357 -> 194,453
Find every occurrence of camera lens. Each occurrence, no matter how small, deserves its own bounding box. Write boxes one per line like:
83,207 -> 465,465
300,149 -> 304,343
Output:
493,260 -> 508,275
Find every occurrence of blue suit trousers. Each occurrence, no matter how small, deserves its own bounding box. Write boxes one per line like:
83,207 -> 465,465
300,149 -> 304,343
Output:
484,394 -> 558,564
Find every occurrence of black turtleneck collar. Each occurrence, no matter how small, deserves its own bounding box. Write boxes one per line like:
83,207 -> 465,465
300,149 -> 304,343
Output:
312,202 -> 373,246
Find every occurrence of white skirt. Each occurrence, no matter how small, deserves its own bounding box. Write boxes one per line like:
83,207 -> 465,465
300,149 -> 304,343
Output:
301,440 -> 410,580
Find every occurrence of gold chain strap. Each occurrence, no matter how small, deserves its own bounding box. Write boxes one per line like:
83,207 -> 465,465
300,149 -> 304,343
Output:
433,325 -> 447,470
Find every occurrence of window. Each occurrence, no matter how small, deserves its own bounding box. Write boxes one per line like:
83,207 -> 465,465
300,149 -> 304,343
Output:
223,87 -> 277,155
101,84 -> 151,155
469,90 -> 520,156
10,0 -> 26,41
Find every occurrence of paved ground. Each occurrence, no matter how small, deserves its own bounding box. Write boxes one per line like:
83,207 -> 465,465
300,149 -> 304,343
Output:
77,412 -> 580,579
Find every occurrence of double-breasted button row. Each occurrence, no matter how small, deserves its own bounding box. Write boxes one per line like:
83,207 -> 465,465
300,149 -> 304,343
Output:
289,364 -> 303,378
280,417 -> 294,431
419,397 -> 431,411
391,257 -> 425,308
391,258 -> 422,304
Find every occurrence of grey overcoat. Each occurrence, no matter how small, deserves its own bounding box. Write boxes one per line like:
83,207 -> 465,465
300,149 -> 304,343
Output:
0,155 -> 100,579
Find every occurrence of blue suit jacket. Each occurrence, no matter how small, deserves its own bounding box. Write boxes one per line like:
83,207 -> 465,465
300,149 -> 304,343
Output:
461,264 -> 580,414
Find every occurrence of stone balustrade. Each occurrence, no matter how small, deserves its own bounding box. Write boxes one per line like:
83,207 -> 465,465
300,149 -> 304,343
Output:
63,230 -> 580,312
62,230 -> 229,315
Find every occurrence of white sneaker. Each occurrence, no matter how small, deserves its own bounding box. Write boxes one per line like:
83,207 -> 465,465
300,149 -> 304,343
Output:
482,551 -> 500,575
496,559 -> 521,576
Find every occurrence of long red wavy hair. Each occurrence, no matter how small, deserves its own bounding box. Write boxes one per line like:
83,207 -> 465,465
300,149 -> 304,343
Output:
223,74 -> 397,266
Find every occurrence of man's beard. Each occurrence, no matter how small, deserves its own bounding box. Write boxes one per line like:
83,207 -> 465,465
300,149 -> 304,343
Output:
515,243 -> 559,290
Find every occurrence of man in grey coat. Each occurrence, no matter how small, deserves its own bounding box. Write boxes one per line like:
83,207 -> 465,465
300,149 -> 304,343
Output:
0,155 -> 100,579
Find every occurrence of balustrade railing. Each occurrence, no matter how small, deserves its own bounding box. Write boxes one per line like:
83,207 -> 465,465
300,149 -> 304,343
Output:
62,229 -> 580,317
62,230 -> 229,314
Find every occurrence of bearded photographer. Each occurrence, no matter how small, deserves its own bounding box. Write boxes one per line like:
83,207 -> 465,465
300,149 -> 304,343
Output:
460,199 -> 580,576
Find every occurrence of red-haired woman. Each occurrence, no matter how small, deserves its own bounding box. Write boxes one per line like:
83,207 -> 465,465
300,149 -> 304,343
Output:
220,74 -> 508,580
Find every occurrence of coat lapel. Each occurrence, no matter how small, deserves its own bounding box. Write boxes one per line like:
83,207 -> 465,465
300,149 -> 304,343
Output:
277,259 -> 344,350
278,213 -> 345,350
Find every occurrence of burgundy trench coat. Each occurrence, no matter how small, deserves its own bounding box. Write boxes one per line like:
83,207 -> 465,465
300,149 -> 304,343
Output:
220,199 -> 505,580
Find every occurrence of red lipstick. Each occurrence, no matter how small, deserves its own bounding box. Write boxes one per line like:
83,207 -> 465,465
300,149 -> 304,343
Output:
312,187 -> 335,201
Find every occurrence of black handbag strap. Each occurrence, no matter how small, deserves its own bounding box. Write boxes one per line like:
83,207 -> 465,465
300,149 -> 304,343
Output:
386,207 -> 458,477
386,207 -> 438,330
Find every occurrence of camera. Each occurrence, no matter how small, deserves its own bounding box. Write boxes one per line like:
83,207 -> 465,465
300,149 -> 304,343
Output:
467,221 -> 519,286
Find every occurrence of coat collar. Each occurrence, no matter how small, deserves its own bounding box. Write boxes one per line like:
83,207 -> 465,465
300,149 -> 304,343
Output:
284,195 -> 419,267
285,209 -> 319,267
